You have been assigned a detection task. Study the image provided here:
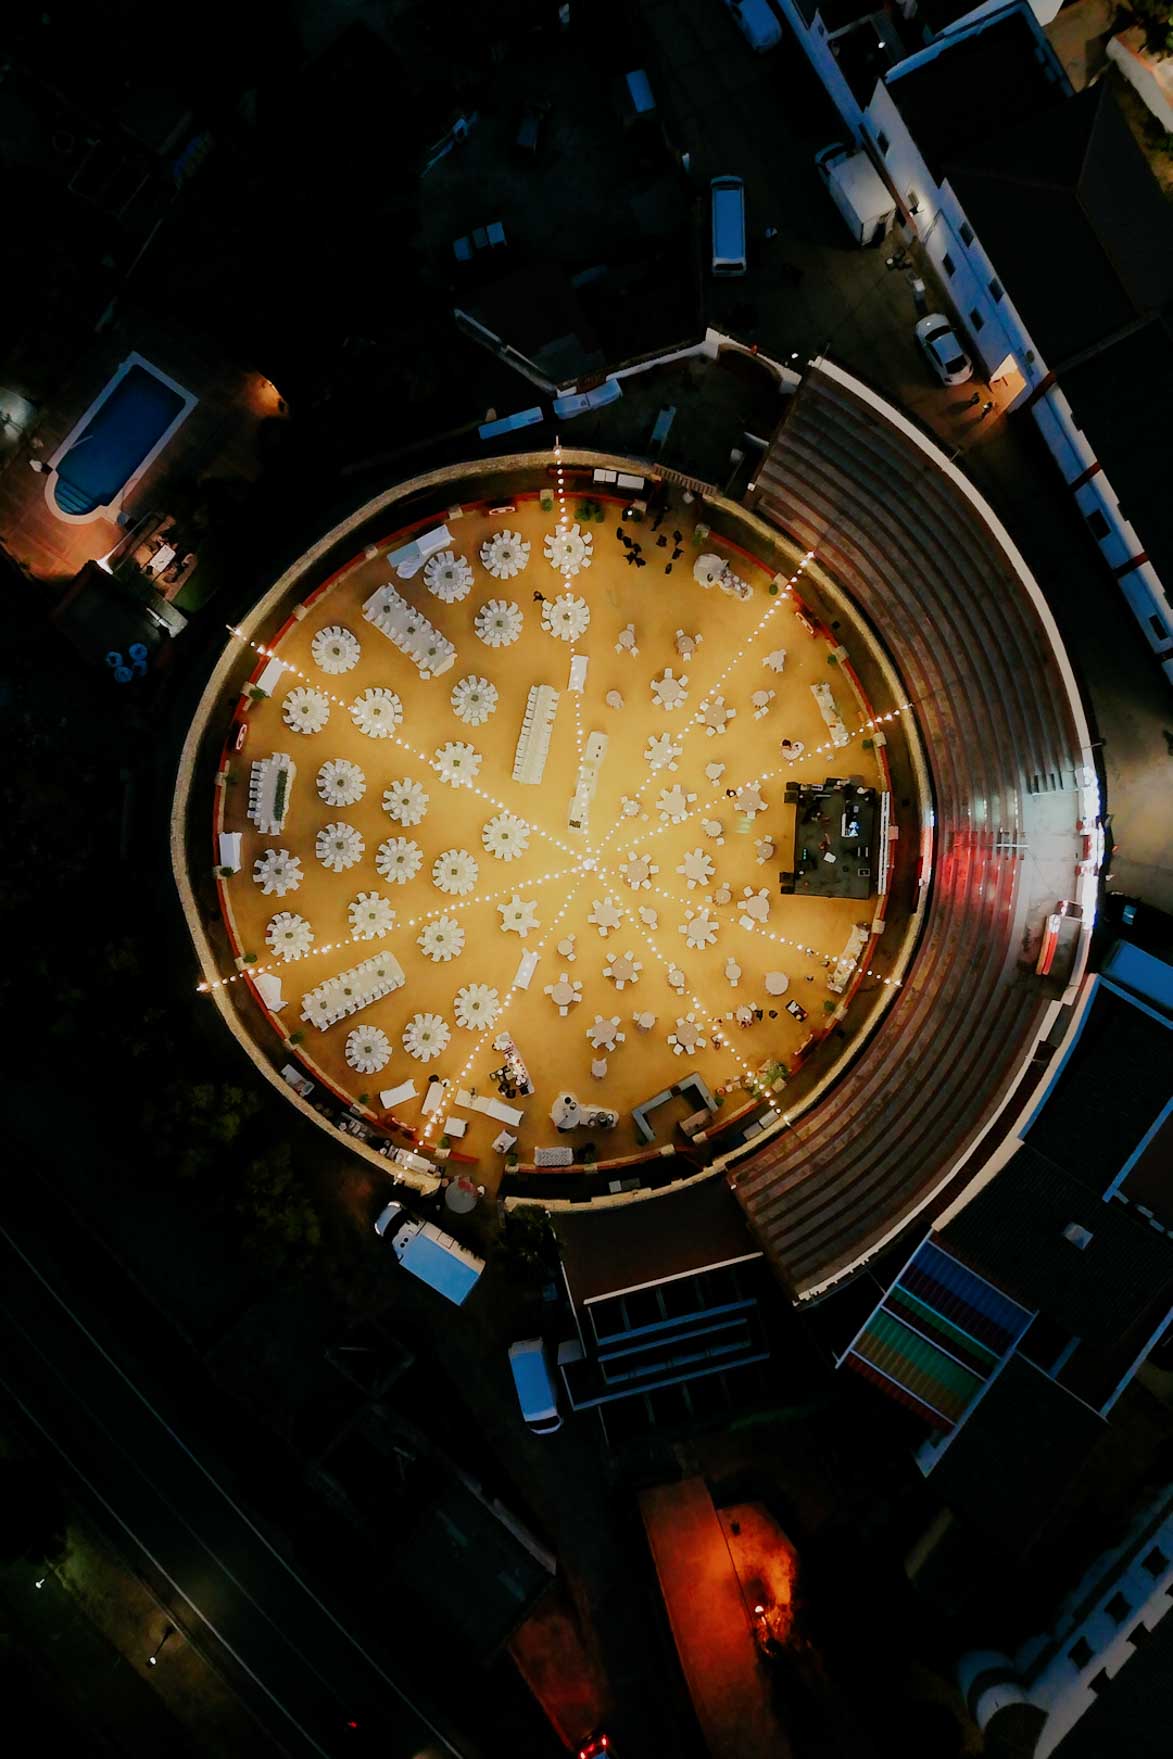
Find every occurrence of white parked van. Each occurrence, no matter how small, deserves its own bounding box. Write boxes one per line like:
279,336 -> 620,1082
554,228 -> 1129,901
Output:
720,0 -> 783,52
815,143 -> 897,246
616,69 -> 657,128
508,1338 -> 563,1435
552,380 -> 623,419
710,175 -> 747,277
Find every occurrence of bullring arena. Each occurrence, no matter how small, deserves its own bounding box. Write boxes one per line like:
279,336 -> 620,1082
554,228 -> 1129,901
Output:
174,361 -> 1097,1300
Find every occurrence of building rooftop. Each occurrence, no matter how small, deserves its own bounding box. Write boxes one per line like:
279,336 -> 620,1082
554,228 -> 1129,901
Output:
1023,977 -> 1173,1199
1052,1601 -> 1173,1758
1100,943 -> 1173,1016
841,1236 -> 1033,1430
942,1145 -> 1173,1404
886,7 -> 1067,183
384,1464 -> 553,1657
555,1180 -> 775,1432
640,1478 -> 785,1759
947,83 -> 1173,367
1058,314 -> 1173,599
927,1354 -> 1105,1552
555,1176 -> 762,1308
1118,1109 -> 1173,1230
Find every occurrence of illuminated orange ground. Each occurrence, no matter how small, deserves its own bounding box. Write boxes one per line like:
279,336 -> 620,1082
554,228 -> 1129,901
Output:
218,495 -> 885,1177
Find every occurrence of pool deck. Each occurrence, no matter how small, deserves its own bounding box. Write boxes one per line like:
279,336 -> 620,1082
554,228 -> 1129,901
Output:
0,313 -> 280,584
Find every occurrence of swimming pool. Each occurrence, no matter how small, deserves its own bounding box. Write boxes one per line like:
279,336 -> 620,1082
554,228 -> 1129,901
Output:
47,353 -> 197,523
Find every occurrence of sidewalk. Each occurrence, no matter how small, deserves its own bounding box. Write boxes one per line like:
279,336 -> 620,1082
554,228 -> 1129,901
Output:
0,1471 -> 273,1759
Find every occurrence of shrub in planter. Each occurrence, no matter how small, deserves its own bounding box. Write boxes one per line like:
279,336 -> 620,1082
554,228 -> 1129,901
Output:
288,1030 -> 305,1046
827,653 -> 839,666
216,865 -> 235,879
247,685 -> 269,703
242,951 -> 258,965
861,737 -> 874,750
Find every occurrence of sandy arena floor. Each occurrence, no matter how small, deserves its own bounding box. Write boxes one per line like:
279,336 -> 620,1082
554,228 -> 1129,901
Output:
218,494 -> 885,1176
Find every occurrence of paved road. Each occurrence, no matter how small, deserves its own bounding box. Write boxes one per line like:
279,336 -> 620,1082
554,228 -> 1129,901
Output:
0,1161 -> 472,1759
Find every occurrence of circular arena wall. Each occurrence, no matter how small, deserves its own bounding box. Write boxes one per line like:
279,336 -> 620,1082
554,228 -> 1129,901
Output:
173,449 -> 924,1210
172,370 -> 1095,1303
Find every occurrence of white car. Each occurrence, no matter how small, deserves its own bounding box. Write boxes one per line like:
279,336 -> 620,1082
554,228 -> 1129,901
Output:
374,1198 -> 404,1237
552,381 -> 624,419
508,1338 -> 563,1435
720,0 -> 783,52
915,315 -> 974,387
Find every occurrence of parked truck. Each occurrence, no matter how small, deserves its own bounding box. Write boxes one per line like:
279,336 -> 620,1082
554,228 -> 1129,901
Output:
375,1200 -> 485,1305
815,143 -> 896,246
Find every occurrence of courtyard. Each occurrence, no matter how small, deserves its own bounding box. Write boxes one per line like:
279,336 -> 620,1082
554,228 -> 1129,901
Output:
211,476 -> 899,1182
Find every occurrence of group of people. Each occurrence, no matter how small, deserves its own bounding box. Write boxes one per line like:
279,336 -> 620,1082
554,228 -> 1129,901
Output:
616,506 -> 685,575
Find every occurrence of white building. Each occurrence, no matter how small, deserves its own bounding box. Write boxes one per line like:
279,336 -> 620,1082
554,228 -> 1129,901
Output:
958,1486 -> 1173,1755
773,0 -> 1173,677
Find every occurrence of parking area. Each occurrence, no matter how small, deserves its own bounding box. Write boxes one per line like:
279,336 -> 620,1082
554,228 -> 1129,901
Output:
414,5 -> 701,370
639,0 -> 1018,447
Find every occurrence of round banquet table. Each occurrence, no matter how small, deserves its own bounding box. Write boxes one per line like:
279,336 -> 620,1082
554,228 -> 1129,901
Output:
652,673 -> 687,709
608,953 -> 638,989
547,975 -> 579,1012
